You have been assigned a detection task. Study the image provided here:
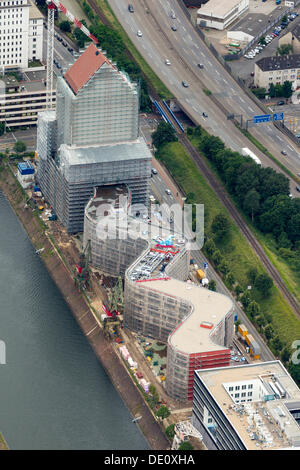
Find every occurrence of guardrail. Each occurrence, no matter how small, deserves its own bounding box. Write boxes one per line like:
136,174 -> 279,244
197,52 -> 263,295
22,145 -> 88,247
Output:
153,100 -> 176,130
162,100 -> 185,132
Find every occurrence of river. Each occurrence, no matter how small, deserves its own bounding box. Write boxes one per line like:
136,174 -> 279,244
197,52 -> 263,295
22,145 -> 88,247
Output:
0,191 -> 148,450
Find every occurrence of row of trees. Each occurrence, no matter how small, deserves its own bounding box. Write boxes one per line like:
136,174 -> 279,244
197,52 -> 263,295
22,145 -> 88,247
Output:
188,126 -> 300,253
252,80 -> 293,100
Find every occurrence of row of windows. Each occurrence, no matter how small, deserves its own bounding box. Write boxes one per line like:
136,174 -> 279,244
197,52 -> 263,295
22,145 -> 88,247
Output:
0,1 -> 25,5
232,392 -> 252,398
228,384 -> 253,392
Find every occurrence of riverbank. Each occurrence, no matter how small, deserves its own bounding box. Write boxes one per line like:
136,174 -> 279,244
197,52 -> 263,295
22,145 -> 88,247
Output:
0,164 -> 169,450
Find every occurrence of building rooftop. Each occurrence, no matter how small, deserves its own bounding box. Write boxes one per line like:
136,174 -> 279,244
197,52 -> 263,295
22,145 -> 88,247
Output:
85,184 -> 131,221
195,362 -> 300,449
59,137 -> 152,167
256,54 -> 300,72
64,43 -> 111,94
198,0 -> 245,17
143,278 -> 233,354
29,0 -> 43,20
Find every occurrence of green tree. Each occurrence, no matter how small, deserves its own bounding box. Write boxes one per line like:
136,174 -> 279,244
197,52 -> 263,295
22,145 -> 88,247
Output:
281,346 -> 291,364
264,324 -> 274,340
247,267 -> 258,285
165,424 -> 175,440
234,284 -> 243,297
208,279 -> 217,291
149,384 -> 159,406
211,213 -> 230,240
252,87 -> 266,99
269,83 -> 276,98
59,20 -> 71,33
243,189 -> 260,222
204,239 -> 216,256
241,291 -> 251,309
178,441 -> 194,450
156,405 -> 170,420
282,80 -> 293,99
277,44 -> 293,56
225,272 -> 235,288
259,36 -> 266,45
212,249 -> 222,267
247,301 -> 260,319
152,122 -> 177,150
0,122 -> 4,136
14,141 -> 26,153
254,273 -> 273,297
288,363 -> 300,387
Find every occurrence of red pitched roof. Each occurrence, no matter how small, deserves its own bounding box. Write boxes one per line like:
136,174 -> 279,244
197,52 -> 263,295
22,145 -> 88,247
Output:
64,43 -> 110,94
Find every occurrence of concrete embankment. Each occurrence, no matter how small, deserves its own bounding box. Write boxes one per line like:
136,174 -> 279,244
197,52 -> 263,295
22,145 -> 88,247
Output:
0,165 -> 169,450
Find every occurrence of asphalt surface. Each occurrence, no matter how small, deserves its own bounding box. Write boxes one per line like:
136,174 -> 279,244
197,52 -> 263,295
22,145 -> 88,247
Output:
107,0 -> 300,195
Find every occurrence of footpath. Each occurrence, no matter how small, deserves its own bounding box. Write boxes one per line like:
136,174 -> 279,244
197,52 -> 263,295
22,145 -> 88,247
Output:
0,164 -> 170,451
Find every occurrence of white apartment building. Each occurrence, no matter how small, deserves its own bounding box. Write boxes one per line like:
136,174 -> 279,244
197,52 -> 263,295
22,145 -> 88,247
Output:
197,0 -> 249,31
0,0 -> 43,71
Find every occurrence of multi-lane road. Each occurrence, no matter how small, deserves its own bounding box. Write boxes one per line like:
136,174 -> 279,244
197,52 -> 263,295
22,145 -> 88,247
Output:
107,0 -> 300,195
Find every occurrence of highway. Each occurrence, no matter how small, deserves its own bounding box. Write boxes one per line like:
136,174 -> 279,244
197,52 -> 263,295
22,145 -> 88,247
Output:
107,0 -> 300,196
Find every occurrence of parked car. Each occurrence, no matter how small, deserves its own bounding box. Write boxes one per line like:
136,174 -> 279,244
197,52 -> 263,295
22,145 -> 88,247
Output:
296,185 -> 300,192
151,168 -> 158,175
182,80 -> 189,87
202,112 -> 208,118
281,150 -> 287,155
128,4 -> 134,12
165,189 -> 171,195
165,59 -> 171,66
171,25 -> 177,31
277,100 -> 285,105
137,30 -> 143,37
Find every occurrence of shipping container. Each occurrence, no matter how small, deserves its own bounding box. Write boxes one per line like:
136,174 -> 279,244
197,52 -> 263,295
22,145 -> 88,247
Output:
197,269 -> 205,280
238,324 -> 248,337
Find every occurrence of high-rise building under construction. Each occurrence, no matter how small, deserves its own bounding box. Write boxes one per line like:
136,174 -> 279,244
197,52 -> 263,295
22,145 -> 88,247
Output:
36,43 -> 151,233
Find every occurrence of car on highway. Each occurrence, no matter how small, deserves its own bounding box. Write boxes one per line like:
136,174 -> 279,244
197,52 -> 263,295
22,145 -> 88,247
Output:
281,150 -> 287,155
128,4 -> 134,13
202,112 -> 208,118
56,63 -> 62,69
171,25 -> 177,31
57,36 -> 63,42
165,189 -> 171,195
296,185 -> 300,192
62,41 -> 67,47
151,168 -> 157,175
277,100 -> 285,105
165,59 -> 171,66
170,10 -> 176,19
182,81 -> 189,87
68,47 -> 73,53
197,63 -> 204,69
137,30 -> 143,37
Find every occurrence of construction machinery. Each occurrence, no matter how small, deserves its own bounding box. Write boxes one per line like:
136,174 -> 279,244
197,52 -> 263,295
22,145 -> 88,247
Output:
74,239 -> 91,291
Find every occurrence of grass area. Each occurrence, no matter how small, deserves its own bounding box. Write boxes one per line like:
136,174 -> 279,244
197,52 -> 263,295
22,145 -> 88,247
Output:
188,132 -> 300,307
156,140 -> 300,347
94,0 -> 172,99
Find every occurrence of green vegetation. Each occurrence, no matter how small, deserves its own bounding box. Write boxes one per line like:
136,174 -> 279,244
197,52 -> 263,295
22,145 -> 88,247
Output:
152,122 -> 177,149
156,405 -> 170,420
203,88 -> 212,96
0,123 -> 4,136
277,44 -> 293,56
165,424 -> 175,440
252,87 -> 266,99
14,141 -> 27,154
178,441 -> 194,450
155,137 -> 300,385
269,81 -> 293,98
59,20 -> 72,33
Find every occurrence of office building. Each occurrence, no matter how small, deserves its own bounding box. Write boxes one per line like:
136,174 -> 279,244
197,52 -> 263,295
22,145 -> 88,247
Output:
196,0 -> 249,30
192,361 -> 300,450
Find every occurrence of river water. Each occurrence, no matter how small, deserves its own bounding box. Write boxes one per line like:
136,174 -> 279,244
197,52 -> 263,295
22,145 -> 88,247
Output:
0,191 -> 148,450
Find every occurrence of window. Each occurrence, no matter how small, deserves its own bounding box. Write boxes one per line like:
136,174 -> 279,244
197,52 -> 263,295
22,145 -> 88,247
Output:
242,385 -> 246,390
248,384 -> 253,389
229,386 -> 233,392
248,391 -> 252,397
234,393 -> 240,398
235,386 -> 240,390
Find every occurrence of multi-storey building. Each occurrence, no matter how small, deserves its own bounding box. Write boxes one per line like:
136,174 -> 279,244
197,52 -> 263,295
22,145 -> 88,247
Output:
196,0 -> 249,30
83,185 -> 235,402
192,361 -> 300,450
0,0 -> 43,71
36,43 -> 151,233
254,54 -> 300,90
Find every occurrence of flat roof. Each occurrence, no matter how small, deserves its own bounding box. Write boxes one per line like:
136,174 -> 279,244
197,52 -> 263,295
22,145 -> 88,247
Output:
198,0 -> 246,17
196,362 -> 300,450
59,138 -> 152,166
85,184 -> 130,221
29,0 -> 43,20
141,278 -> 233,354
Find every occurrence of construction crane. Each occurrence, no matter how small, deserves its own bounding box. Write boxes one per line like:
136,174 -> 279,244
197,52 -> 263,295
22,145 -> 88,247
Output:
108,276 -> 124,314
45,0 -> 98,110
74,239 -> 92,291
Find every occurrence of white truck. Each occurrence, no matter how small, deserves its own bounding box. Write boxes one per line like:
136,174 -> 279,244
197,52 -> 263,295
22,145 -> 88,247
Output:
241,147 -> 262,166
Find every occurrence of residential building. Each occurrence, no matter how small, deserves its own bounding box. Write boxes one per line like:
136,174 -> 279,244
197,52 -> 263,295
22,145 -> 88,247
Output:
196,0 -> 249,30
36,43 -> 151,233
192,361 -> 300,450
0,0 -> 43,71
278,23 -> 300,55
254,54 -> 300,90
